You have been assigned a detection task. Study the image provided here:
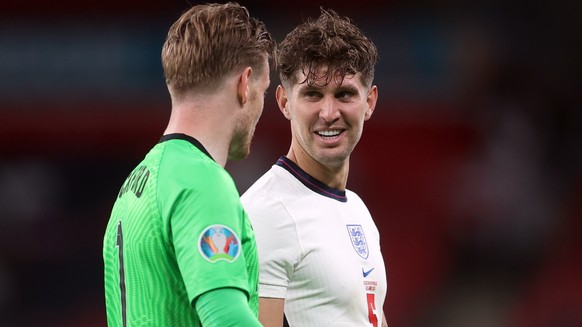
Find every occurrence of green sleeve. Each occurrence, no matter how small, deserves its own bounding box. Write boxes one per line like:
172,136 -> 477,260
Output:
159,157 -> 252,302
195,288 -> 262,327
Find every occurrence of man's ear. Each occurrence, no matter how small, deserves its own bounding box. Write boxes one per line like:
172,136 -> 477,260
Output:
276,85 -> 291,120
364,85 -> 378,120
237,67 -> 253,106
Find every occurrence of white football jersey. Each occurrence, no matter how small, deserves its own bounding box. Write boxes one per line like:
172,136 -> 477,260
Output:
241,157 -> 387,327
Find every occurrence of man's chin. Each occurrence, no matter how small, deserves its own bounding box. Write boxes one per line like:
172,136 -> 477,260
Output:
227,148 -> 250,161
314,151 -> 350,168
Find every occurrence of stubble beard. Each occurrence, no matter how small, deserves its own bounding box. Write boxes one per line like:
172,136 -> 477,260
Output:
228,126 -> 252,161
228,111 -> 258,161
308,130 -> 361,169
229,88 -> 262,161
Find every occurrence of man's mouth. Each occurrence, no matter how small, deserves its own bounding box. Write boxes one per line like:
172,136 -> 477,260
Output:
316,130 -> 342,138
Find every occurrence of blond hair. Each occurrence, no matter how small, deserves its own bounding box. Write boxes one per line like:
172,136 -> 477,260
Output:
162,2 -> 275,94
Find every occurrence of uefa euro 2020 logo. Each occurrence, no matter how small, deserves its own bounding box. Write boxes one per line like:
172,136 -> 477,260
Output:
198,225 -> 241,263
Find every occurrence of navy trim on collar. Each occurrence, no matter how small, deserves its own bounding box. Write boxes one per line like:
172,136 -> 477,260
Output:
276,156 -> 347,202
159,133 -> 214,161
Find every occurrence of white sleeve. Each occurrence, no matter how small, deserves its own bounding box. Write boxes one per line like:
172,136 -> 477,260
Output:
242,193 -> 301,299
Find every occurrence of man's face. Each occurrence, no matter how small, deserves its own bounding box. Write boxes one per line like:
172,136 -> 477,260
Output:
277,67 -> 377,169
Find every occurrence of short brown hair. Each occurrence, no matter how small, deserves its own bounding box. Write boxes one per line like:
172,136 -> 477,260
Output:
277,8 -> 377,88
162,2 -> 275,94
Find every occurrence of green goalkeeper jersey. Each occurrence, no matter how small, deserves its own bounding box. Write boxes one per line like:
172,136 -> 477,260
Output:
103,133 -> 258,326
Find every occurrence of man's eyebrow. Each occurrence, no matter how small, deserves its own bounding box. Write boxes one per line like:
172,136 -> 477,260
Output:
336,85 -> 359,93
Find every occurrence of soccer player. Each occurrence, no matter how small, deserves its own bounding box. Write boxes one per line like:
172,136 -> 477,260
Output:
241,8 -> 388,327
102,3 -> 275,326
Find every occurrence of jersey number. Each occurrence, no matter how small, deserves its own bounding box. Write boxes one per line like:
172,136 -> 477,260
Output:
367,293 -> 378,327
117,221 -> 127,327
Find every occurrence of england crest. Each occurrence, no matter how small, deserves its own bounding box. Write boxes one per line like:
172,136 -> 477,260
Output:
346,224 -> 369,259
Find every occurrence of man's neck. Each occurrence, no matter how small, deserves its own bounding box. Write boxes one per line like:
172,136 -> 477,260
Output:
164,101 -> 234,167
286,147 -> 350,190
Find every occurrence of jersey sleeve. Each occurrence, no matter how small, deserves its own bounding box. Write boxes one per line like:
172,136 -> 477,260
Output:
159,159 -> 252,304
195,288 -> 262,326
242,191 -> 301,299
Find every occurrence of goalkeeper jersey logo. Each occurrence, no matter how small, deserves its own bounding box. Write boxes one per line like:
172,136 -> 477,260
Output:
198,225 -> 241,263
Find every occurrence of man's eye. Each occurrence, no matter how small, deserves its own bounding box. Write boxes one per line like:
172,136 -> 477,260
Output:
337,91 -> 352,99
304,91 -> 322,98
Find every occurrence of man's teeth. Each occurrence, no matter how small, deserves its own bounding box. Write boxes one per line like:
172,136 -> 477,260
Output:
318,130 -> 341,137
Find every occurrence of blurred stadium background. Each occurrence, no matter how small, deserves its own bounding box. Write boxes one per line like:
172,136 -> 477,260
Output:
0,0 -> 580,326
